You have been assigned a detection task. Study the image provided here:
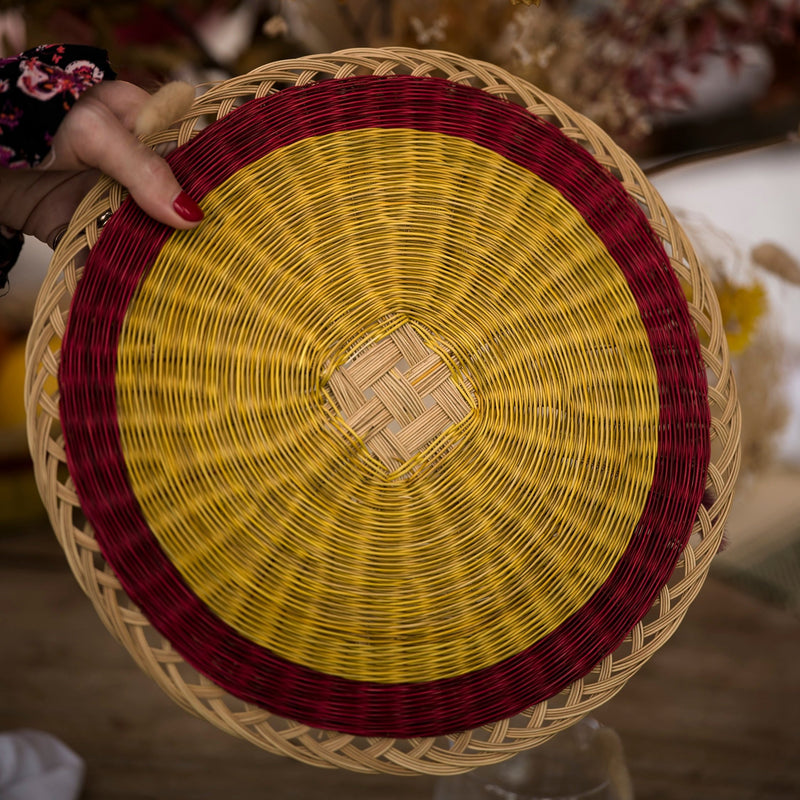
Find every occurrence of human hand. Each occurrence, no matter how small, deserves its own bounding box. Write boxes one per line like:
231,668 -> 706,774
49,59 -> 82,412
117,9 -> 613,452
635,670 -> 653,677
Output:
0,79 -> 202,248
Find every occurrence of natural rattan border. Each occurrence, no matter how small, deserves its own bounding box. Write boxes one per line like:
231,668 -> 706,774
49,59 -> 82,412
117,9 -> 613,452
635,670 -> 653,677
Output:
25,47 -> 740,775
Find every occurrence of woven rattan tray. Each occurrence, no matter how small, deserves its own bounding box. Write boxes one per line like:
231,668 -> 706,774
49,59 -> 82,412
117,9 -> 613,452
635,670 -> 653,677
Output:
25,48 -> 740,775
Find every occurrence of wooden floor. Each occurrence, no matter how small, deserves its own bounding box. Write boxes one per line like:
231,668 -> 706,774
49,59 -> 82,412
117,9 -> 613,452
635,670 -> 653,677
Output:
2,522 -> 799,800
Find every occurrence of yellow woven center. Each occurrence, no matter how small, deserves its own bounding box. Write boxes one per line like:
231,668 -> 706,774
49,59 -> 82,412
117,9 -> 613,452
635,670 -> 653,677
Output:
116,128 -> 659,683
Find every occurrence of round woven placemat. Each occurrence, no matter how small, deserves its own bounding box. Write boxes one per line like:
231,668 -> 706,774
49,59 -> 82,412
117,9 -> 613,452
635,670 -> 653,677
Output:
26,48 -> 740,775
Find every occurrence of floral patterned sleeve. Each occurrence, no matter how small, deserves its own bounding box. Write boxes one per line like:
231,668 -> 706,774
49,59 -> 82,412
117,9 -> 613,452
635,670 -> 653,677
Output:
0,43 -> 116,169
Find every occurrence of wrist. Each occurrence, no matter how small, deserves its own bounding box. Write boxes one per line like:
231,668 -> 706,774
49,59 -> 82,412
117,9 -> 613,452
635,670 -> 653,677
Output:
0,224 -> 24,291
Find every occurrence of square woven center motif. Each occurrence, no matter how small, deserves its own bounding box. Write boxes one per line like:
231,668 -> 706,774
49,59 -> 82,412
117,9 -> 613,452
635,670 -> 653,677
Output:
325,322 -> 475,471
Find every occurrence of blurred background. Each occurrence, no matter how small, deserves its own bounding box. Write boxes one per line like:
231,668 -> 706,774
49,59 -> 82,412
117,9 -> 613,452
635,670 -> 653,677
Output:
0,2 -> 799,798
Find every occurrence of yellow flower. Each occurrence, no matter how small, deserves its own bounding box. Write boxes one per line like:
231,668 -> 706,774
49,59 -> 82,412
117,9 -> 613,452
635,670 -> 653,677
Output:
714,276 -> 767,355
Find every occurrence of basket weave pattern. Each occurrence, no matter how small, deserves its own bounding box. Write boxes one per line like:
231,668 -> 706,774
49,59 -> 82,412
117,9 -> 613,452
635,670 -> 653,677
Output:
26,48 -> 739,774
326,322 -> 474,470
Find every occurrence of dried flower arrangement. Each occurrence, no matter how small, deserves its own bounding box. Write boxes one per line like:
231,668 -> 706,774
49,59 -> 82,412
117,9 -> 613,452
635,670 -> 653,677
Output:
677,210 -> 793,477
16,1 -> 800,145
494,0 -> 799,144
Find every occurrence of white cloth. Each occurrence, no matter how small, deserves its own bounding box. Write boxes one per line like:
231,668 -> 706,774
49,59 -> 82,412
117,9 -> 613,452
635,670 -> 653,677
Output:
0,730 -> 84,800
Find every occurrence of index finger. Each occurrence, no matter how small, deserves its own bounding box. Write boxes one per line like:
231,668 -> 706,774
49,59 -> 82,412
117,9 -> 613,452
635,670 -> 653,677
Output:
50,89 -> 203,229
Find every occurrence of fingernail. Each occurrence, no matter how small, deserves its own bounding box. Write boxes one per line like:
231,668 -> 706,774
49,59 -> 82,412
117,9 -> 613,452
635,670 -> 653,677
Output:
37,147 -> 56,170
173,191 -> 204,222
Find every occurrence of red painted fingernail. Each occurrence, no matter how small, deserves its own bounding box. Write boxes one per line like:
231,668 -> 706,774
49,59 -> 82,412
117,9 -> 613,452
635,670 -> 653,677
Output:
173,191 -> 204,222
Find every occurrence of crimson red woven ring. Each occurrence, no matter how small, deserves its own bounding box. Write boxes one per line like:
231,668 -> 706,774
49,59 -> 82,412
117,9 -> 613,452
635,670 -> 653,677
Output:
60,75 -> 710,737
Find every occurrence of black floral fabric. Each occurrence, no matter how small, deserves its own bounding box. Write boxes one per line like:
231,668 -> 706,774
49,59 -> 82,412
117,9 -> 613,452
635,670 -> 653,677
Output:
0,43 -> 116,168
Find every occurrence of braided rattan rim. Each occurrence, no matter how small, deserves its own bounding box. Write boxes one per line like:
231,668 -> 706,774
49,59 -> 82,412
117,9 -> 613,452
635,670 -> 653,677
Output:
25,48 -> 740,775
